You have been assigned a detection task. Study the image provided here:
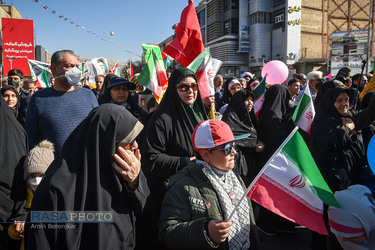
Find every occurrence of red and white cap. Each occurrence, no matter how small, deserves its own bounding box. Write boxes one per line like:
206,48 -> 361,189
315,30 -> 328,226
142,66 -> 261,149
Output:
191,120 -> 235,151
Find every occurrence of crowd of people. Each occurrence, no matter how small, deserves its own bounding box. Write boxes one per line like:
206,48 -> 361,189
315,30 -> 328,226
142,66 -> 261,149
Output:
1,49 -> 375,250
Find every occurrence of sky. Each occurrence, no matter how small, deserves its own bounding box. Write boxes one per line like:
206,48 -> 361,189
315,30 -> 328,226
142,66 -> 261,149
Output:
8,0 -> 199,63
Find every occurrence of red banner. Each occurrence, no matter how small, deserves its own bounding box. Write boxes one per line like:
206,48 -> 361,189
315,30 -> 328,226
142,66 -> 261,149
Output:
2,18 -> 34,76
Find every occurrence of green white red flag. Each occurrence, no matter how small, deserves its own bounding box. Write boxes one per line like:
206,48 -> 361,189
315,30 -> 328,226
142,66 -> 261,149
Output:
252,77 -> 266,117
229,127 -> 340,235
35,69 -> 51,88
127,63 -> 133,78
187,48 -> 222,99
137,47 -> 168,99
28,59 -> 52,88
292,84 -> 315,134
111,61 -> 121,76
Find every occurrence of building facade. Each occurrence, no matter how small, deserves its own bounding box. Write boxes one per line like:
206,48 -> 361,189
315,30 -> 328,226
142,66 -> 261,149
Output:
161,0 -> 374,77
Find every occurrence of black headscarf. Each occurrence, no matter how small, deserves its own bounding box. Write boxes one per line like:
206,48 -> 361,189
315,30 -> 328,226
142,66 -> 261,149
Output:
140,67 -> 207,246
222,89 -> 263,185
258,84 -> 295,166
0,96 -> 28,242
222,89 -> 260,147
26,104 -> 149,249
1,85 -> 25,126
97,74 -> 118,104
310,88 -> 369,191
314,80 -> 345,111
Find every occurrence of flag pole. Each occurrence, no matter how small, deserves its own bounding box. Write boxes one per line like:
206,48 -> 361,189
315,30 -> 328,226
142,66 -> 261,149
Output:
227,126 -> 299,221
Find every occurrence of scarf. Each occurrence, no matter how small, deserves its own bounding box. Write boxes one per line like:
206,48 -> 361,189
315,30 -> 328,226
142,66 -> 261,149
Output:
201,160 -> 250,249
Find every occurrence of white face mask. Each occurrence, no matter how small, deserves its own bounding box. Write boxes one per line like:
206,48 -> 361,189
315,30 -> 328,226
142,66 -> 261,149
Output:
56,67 -> 82,85
27,177 -> 43,192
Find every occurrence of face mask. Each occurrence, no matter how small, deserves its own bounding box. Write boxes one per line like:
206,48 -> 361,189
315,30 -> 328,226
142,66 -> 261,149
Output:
8,78 -> 20,88
56,67 -> 82,85
27,177 -> 43,192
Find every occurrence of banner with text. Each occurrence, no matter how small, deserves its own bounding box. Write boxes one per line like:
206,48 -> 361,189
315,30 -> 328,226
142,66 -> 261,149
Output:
2,18 -> 35,76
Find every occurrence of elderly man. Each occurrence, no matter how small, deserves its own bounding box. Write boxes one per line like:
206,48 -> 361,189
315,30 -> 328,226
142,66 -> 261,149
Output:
25,50 -> 98,155
214,74 -> 224,102
294,71 -> 323,106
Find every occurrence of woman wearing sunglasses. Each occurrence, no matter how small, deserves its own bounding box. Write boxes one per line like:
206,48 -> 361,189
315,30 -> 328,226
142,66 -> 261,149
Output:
141,67 -> 208,247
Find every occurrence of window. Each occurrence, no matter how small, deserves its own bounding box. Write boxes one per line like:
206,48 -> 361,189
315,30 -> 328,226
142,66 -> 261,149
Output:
223,0 -> 239,12
223,18 -> 239,35
198,9 -> 206,26
201,28 -> 206,44
250,12 -> 272,25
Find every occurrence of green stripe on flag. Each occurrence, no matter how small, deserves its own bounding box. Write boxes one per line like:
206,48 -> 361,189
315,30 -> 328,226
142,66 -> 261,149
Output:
292,92 -> 311,123
282,131 -> 340,208
41,70 -> 49,87
188,49 -> 210,73
137,50 -> 156,87
253,76 -> 266,100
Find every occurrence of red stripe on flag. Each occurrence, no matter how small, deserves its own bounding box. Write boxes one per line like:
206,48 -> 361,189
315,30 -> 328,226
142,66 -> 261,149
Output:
329,219 -> 364,234
248,174 -> 329,235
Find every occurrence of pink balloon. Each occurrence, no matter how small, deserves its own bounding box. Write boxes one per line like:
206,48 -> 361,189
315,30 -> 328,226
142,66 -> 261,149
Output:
261,60 -> 289,85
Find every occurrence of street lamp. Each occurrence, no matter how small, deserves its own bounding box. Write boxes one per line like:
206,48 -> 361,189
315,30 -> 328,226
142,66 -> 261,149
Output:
6,55 -> 16,70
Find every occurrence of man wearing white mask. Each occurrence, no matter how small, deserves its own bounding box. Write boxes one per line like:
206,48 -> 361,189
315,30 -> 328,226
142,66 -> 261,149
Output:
25,50 -> 98,155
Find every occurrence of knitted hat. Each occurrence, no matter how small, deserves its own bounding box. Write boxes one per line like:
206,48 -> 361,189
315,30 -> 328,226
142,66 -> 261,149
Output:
23,140 -> 55,180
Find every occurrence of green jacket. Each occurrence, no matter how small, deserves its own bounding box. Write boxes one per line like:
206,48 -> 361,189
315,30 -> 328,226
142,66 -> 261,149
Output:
158,160 -> 251,250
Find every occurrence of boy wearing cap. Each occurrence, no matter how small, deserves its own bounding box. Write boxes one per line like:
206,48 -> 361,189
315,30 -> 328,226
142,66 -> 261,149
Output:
158,120 -> 251,250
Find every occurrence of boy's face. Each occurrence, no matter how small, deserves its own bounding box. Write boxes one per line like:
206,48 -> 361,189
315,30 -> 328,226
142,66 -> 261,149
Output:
27,173 -> 44,181
200,143 -> 236,171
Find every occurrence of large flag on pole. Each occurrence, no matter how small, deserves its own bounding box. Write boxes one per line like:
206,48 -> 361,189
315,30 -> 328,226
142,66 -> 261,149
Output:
163,0 -> 204,67
252,77 -> 266,117
229,127 -> 340,235
137,47 -> 168,99
187,48 -> 222,99
292,84 -> 315,134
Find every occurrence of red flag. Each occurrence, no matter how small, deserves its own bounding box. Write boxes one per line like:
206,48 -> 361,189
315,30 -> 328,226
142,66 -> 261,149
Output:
163,0 -> 204,67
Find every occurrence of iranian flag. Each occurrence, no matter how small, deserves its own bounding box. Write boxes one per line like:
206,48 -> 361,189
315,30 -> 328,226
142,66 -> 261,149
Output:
292,84 -> 315,134
112,61 -> 121,76
187,48 -> 222,99
229,127 -> 340,235
137,49 -> 168,99
35,69 -> 50,88
127,63 -> 133,78
252,77 -> 266,117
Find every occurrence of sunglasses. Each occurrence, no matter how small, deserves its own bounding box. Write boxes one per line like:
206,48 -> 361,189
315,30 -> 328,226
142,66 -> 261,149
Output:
212,142 -> 235,155
177,83 -> 198,92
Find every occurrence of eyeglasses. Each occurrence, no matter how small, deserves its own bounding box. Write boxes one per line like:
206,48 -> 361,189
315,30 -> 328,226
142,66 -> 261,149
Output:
211,142 -> 235,155
177,83 -> 198,92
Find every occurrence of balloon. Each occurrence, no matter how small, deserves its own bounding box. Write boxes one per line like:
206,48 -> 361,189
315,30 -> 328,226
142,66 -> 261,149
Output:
368,135 -> 375,174
261,60 -> 289,85
110,31 -> 114,36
